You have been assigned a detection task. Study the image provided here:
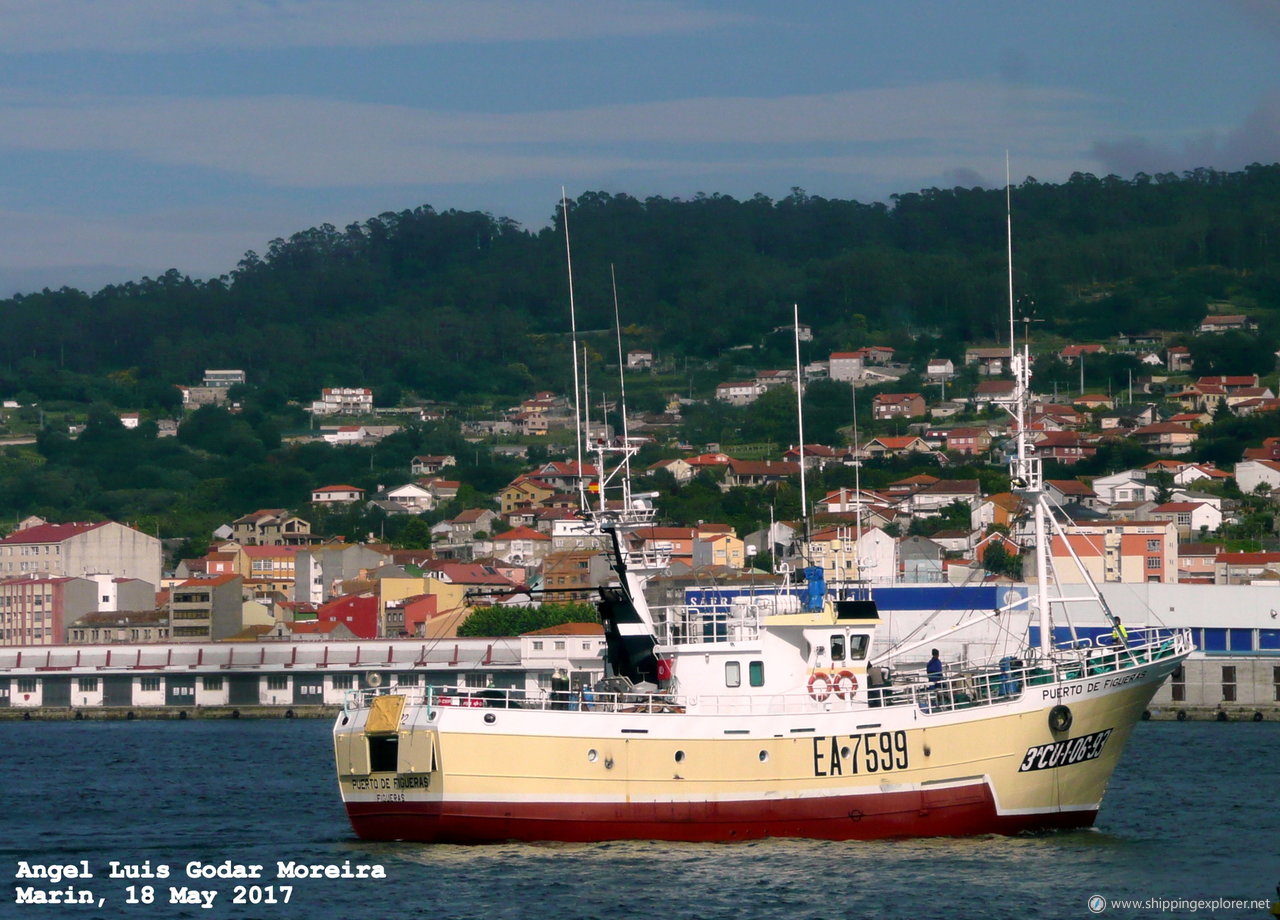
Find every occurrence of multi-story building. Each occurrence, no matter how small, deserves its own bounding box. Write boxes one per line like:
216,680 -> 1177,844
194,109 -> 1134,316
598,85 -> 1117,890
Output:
828,352 -> 864,383
0,519 -> 161,587
202,369 -> 246,388
1046,520 -> 1177,584
0,576 -> 98,646
310,387 -> 374,415
230,509 -> 312,546
168,574 -> 244,641
540,550 -> 607,604
293,543 -> 393,605
67,610 -> 169,644
714,381 -> 764,405
241,545 -> 299,592
871,393 -> 925,420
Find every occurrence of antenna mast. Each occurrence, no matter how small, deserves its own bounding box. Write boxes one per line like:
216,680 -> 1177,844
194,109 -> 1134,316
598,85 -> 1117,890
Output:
561,189 -> 587,511
794,304 -> 808,521
611,264 -> 632,482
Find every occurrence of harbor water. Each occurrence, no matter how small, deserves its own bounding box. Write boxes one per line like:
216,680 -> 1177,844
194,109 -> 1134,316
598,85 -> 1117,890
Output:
2,719 -> 1276,920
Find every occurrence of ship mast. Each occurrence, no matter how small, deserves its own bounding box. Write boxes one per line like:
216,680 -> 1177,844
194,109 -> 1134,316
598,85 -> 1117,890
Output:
1004,166 -> 1053,658
561,189 -> 589,511
794,303 -> 808,522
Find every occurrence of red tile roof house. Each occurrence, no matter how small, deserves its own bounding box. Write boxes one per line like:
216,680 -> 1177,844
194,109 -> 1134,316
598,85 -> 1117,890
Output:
942,427 -> 990,456
1059,344 -> 1107,364
1045,479 -> 1098,509
724,460 -> 800,488
1197,374 -> 1259,391
872,393 -> 926,420
782,444 -> 840,469
864,436 -> 932,458
971,379 -> 1017,405
1032,431 -> 1098,464
1129,423 -> 1197,456
1197,314 -> 1257,334
490,525 -> 553,566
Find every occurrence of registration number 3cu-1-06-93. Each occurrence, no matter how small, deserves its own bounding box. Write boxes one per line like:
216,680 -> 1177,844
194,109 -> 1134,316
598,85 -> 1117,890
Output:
812,730 -> 909,777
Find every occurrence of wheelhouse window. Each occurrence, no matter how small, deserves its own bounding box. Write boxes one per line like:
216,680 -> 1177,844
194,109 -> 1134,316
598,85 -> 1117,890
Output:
748,661 -> 764,687
724,661 -> 741,688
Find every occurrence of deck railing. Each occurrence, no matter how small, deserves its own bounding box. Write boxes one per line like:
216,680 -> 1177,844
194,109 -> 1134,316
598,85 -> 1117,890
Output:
343,627 -> 1192,717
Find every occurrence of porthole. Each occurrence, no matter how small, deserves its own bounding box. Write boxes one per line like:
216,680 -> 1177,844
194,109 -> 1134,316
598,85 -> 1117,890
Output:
674,750 -> 685,763
758,750 -> 769,763
587,749 -> 598,762
840,746 -> 851,759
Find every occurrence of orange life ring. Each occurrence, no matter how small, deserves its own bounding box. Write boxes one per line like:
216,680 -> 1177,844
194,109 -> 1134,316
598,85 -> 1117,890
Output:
807,670 -> 832,701
834,669 -> 859,699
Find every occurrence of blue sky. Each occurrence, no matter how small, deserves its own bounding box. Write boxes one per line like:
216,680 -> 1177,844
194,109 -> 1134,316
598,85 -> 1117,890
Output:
0,0 -> 1277,295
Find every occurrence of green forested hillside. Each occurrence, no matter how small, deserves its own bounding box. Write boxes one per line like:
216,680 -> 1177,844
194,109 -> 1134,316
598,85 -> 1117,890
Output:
0,166 -> 1278,548
2,165 -> 1278,409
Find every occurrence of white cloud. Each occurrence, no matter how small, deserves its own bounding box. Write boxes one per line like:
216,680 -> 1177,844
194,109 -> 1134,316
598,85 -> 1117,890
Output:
0,80 -> 1102,188
0,0 -> 743,53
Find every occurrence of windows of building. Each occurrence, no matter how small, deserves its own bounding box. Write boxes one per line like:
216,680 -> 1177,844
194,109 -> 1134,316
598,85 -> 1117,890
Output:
1171,665 -> 1185,702
1221,665 -> 1237,703
140,677 -> 161,692
202,676 -> 223,691
266,675 -> 288,690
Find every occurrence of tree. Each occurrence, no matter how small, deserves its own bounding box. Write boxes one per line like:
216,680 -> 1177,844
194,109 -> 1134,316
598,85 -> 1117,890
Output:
981,541 -> 1023,579
457,603 -> 598,637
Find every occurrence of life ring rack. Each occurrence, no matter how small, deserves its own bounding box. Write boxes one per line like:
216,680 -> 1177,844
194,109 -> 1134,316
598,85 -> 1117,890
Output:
807,670 -> 832,701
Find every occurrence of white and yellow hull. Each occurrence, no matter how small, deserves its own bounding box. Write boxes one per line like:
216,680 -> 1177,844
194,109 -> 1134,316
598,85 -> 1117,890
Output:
334,655 -> 1178,842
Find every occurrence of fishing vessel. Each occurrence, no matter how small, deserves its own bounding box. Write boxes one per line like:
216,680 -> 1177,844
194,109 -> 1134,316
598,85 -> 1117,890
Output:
332,192 -> 1193,843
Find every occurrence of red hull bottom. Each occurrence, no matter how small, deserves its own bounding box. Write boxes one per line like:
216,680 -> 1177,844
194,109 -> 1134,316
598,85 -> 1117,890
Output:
345,783 -> 1098,843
